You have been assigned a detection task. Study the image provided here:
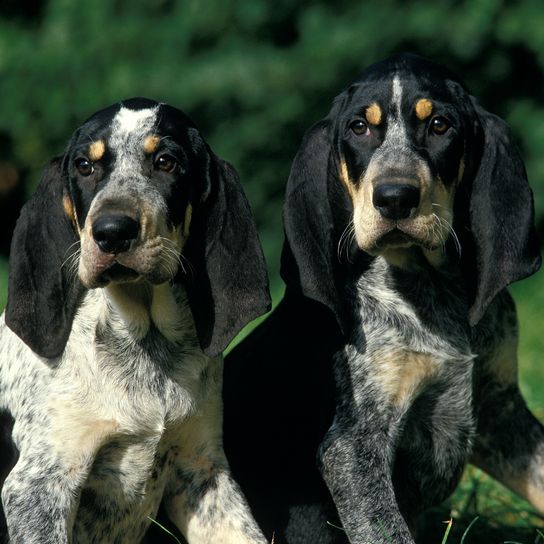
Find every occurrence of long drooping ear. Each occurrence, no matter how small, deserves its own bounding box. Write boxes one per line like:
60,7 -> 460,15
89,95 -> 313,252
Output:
184,153 -> 271,357
5,158 -> 85,358
280,119 -> 353,336
466,103 -> 541,325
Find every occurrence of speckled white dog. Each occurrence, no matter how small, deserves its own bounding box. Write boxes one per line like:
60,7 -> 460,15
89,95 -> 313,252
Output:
0,98 -> 270,544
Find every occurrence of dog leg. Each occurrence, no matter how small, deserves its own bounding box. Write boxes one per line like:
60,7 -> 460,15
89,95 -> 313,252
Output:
165,464 -> 267,544
164,358 -> 267,544
472,319 -> 544,514
472,379 -> 544,513
317,353 -> 415,544
1,402 -> 118,543
318,418 -> 415,544
2,449 -> 84,543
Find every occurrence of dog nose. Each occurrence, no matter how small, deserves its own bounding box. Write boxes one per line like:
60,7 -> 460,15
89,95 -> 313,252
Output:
92,214 -> 139,254
373,184 -> 420,220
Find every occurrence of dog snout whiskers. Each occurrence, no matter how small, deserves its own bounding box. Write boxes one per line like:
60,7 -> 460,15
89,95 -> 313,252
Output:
92,214 -> 140,254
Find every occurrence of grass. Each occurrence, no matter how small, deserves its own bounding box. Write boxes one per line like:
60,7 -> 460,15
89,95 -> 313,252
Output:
417,465 -> 544,543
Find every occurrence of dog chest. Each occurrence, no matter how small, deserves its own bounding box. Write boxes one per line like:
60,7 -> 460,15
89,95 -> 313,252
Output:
351,258 -> 475,406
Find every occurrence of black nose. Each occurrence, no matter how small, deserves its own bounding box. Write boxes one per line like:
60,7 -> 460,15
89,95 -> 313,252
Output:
373,184 -> 420,220
92,214 -> 139,254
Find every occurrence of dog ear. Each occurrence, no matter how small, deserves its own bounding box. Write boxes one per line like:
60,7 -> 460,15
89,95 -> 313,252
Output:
280,119 -> 353,336
466,103 -> 541,325
184,150 -> 271,357
5,158 -> 85,358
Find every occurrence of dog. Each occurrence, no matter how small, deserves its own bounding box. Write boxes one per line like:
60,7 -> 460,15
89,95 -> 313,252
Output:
0,97 -> 271,543
223,53 -> 544,543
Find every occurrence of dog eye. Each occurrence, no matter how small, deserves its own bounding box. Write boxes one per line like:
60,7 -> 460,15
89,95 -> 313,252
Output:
75,158 -> 94,176
350,120 -> 369,136
155,154 -> 178,173
430,116 -> 451,135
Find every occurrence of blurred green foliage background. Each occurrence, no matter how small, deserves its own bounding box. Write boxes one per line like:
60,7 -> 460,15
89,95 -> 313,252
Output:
1,0 -> 544,299
0,0 -> 543,540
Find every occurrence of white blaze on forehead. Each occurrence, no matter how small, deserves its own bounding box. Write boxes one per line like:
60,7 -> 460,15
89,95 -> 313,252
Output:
391,75 -> 403,117
112,106 -> 158,137
383,75 -> 408,147
109,106 -> 159,175
362,74 -> 420,186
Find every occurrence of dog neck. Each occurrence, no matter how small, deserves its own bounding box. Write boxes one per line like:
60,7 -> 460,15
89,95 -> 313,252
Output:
101,281 -> 193,343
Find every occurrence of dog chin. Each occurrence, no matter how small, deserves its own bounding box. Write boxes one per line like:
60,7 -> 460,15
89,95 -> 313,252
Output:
363,228 -> 438,256
80,262 -> 176,289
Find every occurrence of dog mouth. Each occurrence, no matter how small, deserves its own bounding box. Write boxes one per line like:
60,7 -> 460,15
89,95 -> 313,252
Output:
374,226 -> 437,252
79,239 -> 181,289
97,262 -> 140,285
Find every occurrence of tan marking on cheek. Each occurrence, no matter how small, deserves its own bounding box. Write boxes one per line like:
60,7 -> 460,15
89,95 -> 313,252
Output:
338,158 -> 355,199
138,200 -> 156,238
63,193 -> 77,227
373,350 -> 439,406
458,157 -> 465,182
88,140 -> 106,161
432,176 -> 453,211
144,135 -> 161,154
415,98 -> 433,121
365,102 -> 382,126
352,173 -> 381,251
183,203 -> 193,239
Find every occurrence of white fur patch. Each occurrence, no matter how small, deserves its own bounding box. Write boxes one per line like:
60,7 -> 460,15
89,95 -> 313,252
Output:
113,107 -> 158,140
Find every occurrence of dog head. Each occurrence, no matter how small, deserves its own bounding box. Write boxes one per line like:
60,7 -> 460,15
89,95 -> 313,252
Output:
6,98 -> 270,358
282,54 -> 540,332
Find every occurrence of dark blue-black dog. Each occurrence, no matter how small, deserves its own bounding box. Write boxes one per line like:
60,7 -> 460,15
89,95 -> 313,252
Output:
224,54 -> 543,544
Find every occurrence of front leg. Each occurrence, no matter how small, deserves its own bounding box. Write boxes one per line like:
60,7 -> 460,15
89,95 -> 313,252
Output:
319,419 -> 414,544
2,450 -> 80,543
317,347 -> 417,544
164,358 -> 267,544
165,461 -> 267,544
2,401 -> 118,543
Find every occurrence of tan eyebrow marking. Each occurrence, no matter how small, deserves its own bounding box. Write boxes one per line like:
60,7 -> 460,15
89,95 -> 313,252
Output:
415,98 -> 433,121
88,140 -> 106,161
365,102 -> 382,126
144,135 -> 161,154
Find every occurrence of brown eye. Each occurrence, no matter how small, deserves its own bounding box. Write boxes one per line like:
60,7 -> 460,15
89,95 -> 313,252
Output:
350,120 -> 369,136
155,154 -> 177,173
430,116 -> 451,135
75,157 -> 94,176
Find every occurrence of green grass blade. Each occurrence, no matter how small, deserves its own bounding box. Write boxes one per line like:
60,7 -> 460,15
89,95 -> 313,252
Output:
377,520 -> 394,543
460,516 -> 479,544
146,516 -> 182,544
441,518 -> 453,544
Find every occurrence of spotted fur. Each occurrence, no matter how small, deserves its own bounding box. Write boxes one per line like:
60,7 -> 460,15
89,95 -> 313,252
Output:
0,98 -> 270,543
224,54 -> 543,543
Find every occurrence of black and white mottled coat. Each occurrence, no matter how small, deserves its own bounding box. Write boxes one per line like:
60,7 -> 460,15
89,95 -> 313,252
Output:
0,98 -> 271,544
224,54 -> 544,544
